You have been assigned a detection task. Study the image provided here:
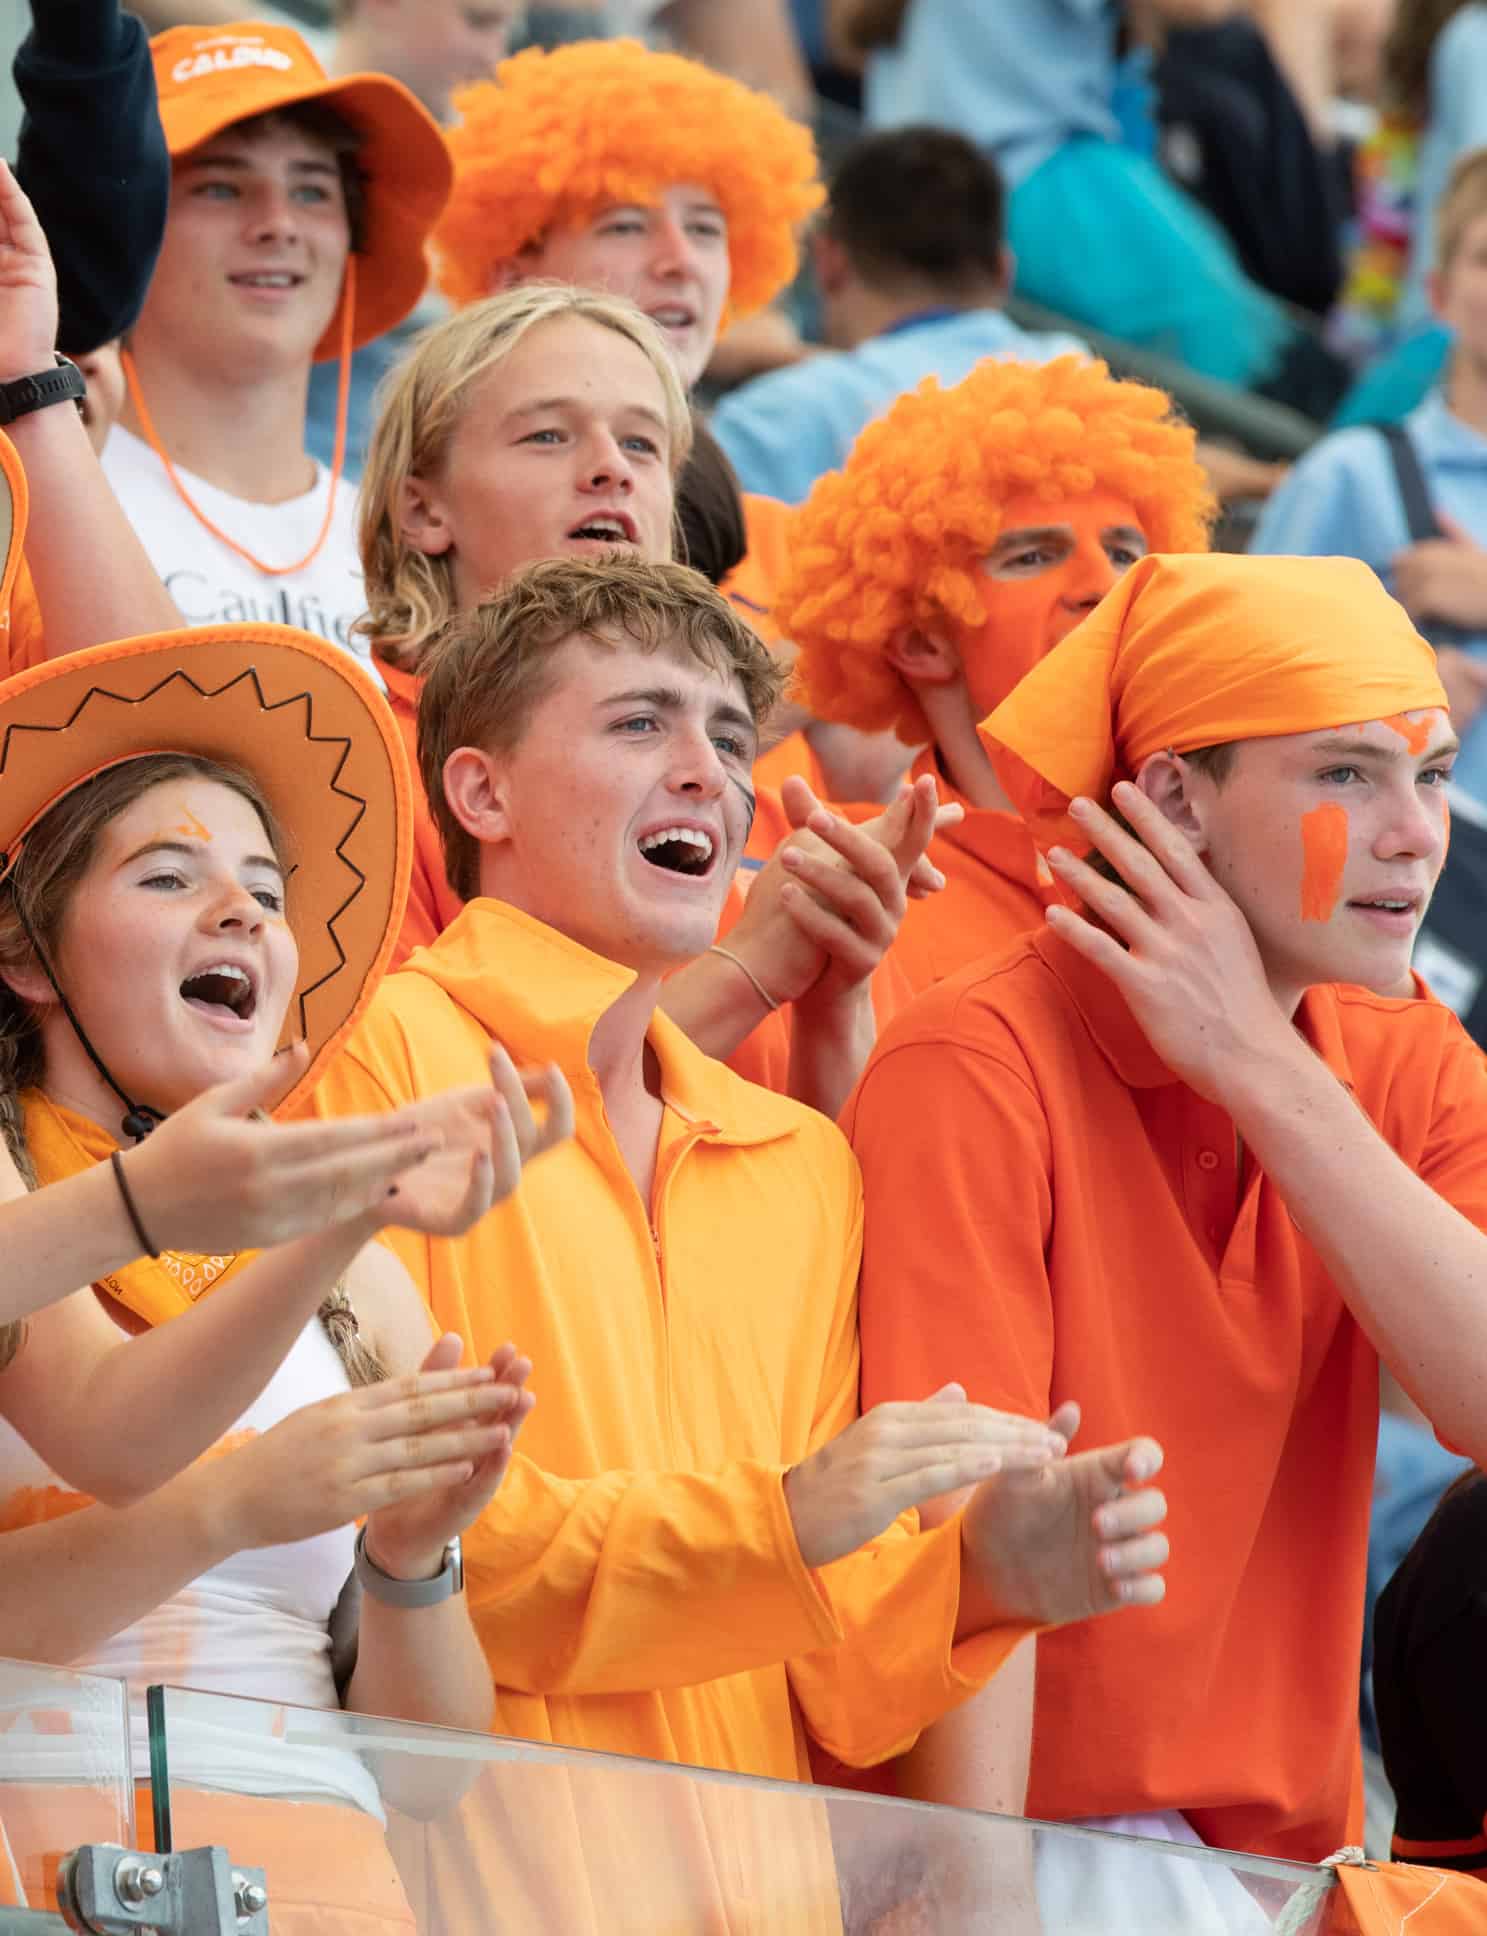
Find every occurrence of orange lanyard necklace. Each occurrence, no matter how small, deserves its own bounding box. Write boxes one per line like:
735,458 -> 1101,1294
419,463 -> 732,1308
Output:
119,256 -> 356,580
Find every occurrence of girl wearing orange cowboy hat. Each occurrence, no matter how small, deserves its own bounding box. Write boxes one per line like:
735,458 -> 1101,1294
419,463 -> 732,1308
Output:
0,615 -> 570,1931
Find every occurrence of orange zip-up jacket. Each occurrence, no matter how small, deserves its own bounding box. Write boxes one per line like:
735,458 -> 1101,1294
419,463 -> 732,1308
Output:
308,899 -> 1024,1780
749,747 -> 1057,996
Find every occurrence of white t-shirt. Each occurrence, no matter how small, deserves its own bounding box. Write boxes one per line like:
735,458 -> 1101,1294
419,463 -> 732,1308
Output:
101,424 -> 377,684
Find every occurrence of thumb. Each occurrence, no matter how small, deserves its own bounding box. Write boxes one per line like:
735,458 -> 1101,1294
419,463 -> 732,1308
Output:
1048,1399 -> 1081,1445
189,1041 -> 309,1121
927,1381 -> 968,1403
419,1331 -> 467,1375
1436,510 -> 1477,548
780,773 -> 824,832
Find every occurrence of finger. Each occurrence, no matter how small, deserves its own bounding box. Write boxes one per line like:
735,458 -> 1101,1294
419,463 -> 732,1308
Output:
1437,510 -> 1473,546
1048,1400 -> 1081,1444
928,1382 -> 967,1402
892,774 -> 940,871
1106,783 -> 1219,900
520,1063 -> 575,1159
193,1043 -> 312,1121
780,773 -> 826,832
1062,796 -> 1191,912
368,1418 -> 515,1475
1044,901 -> 1146,981
905,853 -> 948,900
1100,1530 -> 1170,1580
488,1042 -> 538,1158
419,1332 -> 466,1376
361,1365 -> 496,1410
800,808 -> 906,898
781,883 -> 884,979
0,159 -> 49,251
355,1459 -> 481,1510
780,845 -> 900,931
1044,849 -> 1153,944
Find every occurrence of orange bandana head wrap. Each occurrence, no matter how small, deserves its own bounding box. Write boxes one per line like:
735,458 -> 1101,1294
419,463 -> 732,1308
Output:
979,552 -> 1448,852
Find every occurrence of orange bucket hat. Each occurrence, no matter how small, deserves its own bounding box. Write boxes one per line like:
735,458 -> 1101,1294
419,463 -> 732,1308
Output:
0,622 -> 412,1109
980,552 -> 1448,854
150,21 -> 454,359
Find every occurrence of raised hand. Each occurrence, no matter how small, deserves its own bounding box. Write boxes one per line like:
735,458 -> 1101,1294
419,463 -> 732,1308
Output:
959,1403 -> 1169,1628
360,1334 -> 535,1582
1044,782 -> 1298,1102
215,1354 -> 527,1553
0,158 -> 58,379
784,1384 -> 1067,1568
383,1047 -> 574,1237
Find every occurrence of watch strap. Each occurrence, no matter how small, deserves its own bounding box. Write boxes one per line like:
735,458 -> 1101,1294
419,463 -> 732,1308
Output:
0,356 -> 86,427
353,1525 -> 464,1608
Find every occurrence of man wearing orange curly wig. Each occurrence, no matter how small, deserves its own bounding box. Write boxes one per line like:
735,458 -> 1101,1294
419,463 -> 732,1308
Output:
768,354 -> 1216,993
431,36 -> 820,638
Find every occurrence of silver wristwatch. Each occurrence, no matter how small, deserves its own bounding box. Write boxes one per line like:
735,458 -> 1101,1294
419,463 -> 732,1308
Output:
353,1525 -> 464,1607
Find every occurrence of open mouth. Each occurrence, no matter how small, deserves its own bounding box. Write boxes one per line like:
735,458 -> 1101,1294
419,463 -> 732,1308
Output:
566,512 -> 637,544
179,962 -> 258,1022
637,826 -> 716,878
649,305 -> 697,334
229,271 -> 305,292
1348,896 -> 1419,916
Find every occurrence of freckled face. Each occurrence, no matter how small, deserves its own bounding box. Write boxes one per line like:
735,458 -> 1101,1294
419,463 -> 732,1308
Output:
32,781 -> 298,1123
1187,711 -> 1455,999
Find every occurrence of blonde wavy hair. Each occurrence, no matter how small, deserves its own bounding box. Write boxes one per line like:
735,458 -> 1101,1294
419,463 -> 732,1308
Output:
432,39 -> 824,323
357,284 -> 693,673
778,355 -> 1217,745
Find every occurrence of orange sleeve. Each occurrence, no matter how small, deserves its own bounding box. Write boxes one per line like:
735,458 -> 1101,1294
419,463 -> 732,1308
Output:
4,558 -> 46,677
846,1030 -> 1056,1419
785,1178 -> 1031,1766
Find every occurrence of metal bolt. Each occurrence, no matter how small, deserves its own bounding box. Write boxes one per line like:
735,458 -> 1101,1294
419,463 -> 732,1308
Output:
113,1856 -> 166,1906
233,1871 -> 269,1918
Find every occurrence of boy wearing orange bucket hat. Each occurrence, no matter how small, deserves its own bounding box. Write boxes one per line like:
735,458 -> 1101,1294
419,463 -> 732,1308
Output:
848,553 -> 1487,1890
101,21 -> 451,674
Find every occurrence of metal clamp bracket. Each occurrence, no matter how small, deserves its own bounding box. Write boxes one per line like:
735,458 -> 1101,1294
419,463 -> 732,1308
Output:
53,1845 -> 269,1935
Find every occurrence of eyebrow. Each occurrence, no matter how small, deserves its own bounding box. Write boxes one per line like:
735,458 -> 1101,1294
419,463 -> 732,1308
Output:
987,524 -> 1147,553
1309,733 -> 1462,763
179,152 -> 340,179
121,838 -> 285,878
600,685 -> 758,741
503,396 -> 670,436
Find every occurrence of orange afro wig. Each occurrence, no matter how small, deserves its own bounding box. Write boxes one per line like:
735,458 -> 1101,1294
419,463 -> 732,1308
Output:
778,355 -> 1218,746
433,40 -> 824,322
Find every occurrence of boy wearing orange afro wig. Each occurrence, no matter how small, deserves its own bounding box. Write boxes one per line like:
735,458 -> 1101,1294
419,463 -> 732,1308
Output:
432,36 -> 820,641
767,353 -> 1215,993
849,552 -> 1487,1901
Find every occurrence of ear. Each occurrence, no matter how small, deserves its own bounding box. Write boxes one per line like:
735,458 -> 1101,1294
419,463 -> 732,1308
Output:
1131,750 -> 1208,852
811,230 -> 851,297
884,628 -> 963,688
0,957 -> 55,1010
441,745 -> 512,850
397,475 -> 454,559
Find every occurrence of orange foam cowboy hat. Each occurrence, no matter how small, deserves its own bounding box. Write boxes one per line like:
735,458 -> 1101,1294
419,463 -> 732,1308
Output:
0,615 -> 412,1107
150,20 -> 454,359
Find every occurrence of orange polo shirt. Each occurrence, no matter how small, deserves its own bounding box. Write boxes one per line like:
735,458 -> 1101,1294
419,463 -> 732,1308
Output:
310,901 -> 1023,1779
720,493 -> 793,648
845,925 -> 1487,1862
374,652 -> 795,1088
747,748 -> 1056,997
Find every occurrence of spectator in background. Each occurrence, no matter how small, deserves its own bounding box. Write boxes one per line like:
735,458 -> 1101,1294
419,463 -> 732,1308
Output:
710,128 -> 1086,507
1253,149 -> 1487,807
105,21 -> 450,671
838,0 -> 1322,404
761,354 -> 1214,994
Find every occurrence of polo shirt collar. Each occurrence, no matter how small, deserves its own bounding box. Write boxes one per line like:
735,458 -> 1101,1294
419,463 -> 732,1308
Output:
1412,387 -> 1487,466
1032,926 -> 1358,1094
405,897 -> 802,1148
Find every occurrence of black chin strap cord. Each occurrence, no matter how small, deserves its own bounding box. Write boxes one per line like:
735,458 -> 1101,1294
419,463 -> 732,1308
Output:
8,889 -> 164,1144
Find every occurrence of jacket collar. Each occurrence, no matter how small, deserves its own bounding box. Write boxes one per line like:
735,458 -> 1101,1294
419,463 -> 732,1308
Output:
402,898 -> 805,1148
1033,925 -> 1357,1094
912,746 -> 1054,895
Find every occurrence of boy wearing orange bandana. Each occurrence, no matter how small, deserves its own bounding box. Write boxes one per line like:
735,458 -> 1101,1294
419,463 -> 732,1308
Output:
766,355 -> 1216,994
849,552 -> 1487,1882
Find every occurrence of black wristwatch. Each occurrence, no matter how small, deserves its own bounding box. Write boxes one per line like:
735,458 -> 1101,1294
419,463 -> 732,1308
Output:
0,355 -> 86,426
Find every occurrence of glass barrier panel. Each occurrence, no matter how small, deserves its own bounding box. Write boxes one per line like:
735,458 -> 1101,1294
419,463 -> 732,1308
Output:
0,1657 -> 131,1917
146,1682 -> 1337,1933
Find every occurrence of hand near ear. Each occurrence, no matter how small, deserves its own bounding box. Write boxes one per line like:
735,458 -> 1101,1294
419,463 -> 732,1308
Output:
1042,783 -> 1298,1103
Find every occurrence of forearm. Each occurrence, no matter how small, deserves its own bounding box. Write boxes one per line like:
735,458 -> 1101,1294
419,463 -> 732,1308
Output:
9,403 -> 181,653
57,1213 -> 383,1502
659,948 -> 775,1062
346,1598 -> 495,1735
0,1464 -> 232,1665
899,1638 -> 1034,1811
786,985 -> 876,1120
1231,1043 -> 1487,1458
0,1160 -> 141,1328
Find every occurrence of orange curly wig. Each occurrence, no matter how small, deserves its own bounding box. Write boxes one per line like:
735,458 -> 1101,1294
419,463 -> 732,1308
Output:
778,355 -> 1217,746
433,40 -> 824,321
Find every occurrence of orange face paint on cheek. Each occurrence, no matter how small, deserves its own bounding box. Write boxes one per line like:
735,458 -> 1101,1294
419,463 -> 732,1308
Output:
1299,804 -> 1349,922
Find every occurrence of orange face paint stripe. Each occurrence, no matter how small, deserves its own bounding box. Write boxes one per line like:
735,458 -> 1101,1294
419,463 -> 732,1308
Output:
1300,804 -> 1349,922
1381,711 -> 1434,755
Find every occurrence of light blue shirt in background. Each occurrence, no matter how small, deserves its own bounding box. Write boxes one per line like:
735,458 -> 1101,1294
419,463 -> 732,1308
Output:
1250,388 -> 1487,801
864,0 -> 1119,189
1400,4 -> 1487,337
710,307 -> 1088,505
